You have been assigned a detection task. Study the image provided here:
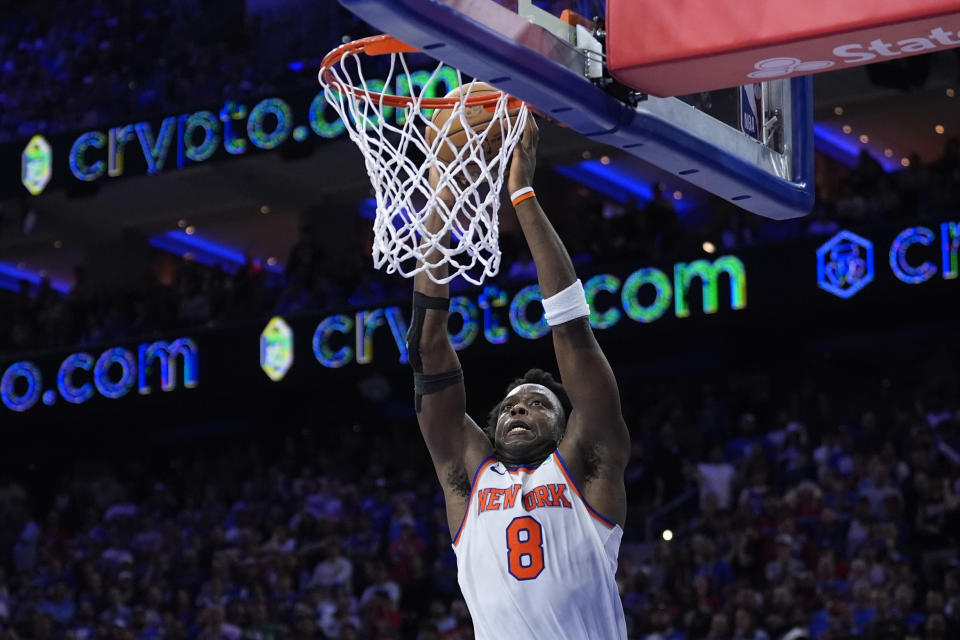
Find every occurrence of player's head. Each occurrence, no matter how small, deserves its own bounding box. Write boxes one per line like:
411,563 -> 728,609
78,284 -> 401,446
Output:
486,368 -> 572,465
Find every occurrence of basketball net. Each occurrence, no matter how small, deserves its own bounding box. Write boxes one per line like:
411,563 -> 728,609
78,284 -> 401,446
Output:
319,36 -> 529,285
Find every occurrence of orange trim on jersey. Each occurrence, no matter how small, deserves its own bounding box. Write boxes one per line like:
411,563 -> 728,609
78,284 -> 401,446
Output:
552,451 -> 617,530
506,464 -> 541,475
452,456 -> 497,547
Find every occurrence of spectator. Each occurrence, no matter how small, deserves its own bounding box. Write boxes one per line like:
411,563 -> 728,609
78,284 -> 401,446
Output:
643,603 -> 686,640
360,564 -> 400,609
765,533 -> 805,585
733,607 -> 770,640
850,580 -> 877,634
310,540 -> 353,592
705,612 -> 731,640
696,447 -> 737,511
196,607 -> 241,640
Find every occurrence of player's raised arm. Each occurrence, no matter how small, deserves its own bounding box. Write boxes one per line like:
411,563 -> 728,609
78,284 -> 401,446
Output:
507,118 -> 631,525
409,166 -> 493,534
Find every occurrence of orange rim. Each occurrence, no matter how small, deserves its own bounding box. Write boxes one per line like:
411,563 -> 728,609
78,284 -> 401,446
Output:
320,34 -> 522,110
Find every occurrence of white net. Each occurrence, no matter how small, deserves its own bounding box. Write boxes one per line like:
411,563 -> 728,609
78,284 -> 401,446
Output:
319,39 -> 529,285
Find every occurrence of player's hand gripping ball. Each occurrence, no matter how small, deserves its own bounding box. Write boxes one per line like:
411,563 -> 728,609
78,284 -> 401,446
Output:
425,82 -> 522,165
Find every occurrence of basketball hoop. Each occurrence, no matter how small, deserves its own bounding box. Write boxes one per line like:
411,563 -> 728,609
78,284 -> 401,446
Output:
319,35 -> 529,285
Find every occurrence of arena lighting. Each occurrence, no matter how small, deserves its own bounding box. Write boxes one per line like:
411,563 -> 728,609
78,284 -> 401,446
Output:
358,197 -> 377,221
310,256 -> 747,368
0,262 -> 70,294
662,529 -> 674,541
65,67 -> 462,185
1,338 -> 198,413
148,230 -> 283,274
812,124 -> 901,172
889,224 -> 960,284
21,135 -> 52,196
554,160 -> 696,215
817,223 -> 960,298
260,317 -> 294,382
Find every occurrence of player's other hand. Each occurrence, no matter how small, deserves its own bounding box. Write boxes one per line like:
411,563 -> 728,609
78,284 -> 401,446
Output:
507,116 -> 539,195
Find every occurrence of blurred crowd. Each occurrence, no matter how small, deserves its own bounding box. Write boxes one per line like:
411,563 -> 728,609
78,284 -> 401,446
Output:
0,0 -> 366,142
626,380 -> 960,640
0,345 -> 958,640
3,136 -> 960,357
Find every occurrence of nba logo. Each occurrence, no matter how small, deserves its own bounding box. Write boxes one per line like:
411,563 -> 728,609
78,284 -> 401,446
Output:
740,84 -> 762,141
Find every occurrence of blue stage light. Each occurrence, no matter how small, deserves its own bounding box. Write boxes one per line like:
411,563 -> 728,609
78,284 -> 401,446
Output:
554,160 -> 696,215
148,230 -> 283,274
0,262 -> 71,294
813,124 -> 900,173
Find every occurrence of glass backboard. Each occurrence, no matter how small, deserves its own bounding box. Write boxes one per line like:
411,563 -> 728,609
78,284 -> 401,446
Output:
335,0 -> 814,220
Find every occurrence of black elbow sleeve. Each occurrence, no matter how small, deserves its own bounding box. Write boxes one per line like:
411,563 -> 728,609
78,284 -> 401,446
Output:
413,368 -> 464,413
406,291 -> 450,373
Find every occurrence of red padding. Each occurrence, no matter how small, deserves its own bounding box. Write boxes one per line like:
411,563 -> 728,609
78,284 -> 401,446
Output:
607,0 -> 960,96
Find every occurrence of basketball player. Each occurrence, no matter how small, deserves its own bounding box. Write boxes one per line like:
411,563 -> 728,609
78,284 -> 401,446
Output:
407,117 -> 630,638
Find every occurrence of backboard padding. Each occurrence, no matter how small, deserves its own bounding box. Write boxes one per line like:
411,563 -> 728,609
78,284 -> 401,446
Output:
336,0 -> 814,220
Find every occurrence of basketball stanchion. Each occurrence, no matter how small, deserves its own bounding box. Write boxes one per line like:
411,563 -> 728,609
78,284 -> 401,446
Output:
319,34 -> 529,285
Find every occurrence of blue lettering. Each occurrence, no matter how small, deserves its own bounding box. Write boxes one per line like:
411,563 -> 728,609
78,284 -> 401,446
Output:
58,353 -> 95,404
108,125 -> 137,177
219,101 -> 249,155
314,315 -> 354,368
448,296 -> 480,350
479,285 -> 509,344
69,131 -> 107,181
93,348 -> 137,399
248,98 -> 292,149
1,362 -> 42,412
890,227 -> 937,284
135,119 -> 176,175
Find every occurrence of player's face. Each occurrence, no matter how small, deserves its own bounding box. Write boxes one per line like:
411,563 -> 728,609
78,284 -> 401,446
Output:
494,383 -> 564,459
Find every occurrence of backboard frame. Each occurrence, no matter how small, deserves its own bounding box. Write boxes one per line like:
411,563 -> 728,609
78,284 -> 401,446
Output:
337,0 -> 814,220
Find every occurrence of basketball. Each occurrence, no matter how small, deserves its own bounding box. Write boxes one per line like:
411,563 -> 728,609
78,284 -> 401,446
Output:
425,82 -> 521,164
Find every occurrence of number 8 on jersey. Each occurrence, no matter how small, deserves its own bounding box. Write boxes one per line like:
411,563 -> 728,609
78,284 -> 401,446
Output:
506,516 -> 544,580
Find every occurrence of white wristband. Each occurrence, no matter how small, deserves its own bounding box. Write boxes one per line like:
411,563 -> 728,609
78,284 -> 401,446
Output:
510,186 -> 534,202
541,279 -> 590,326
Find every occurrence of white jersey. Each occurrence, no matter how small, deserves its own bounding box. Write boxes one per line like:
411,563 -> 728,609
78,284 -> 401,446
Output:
453,450 -> 627,639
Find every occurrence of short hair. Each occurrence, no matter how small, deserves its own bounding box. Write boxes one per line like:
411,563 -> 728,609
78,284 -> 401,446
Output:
485,368 -> 572,441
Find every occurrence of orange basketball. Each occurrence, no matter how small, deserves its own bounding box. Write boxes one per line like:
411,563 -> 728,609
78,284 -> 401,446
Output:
425,82 -> 521,164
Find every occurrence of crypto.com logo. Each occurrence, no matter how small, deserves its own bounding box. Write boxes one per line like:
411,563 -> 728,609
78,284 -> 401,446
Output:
817,231 -> 874,298
748,57 -> 835,79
